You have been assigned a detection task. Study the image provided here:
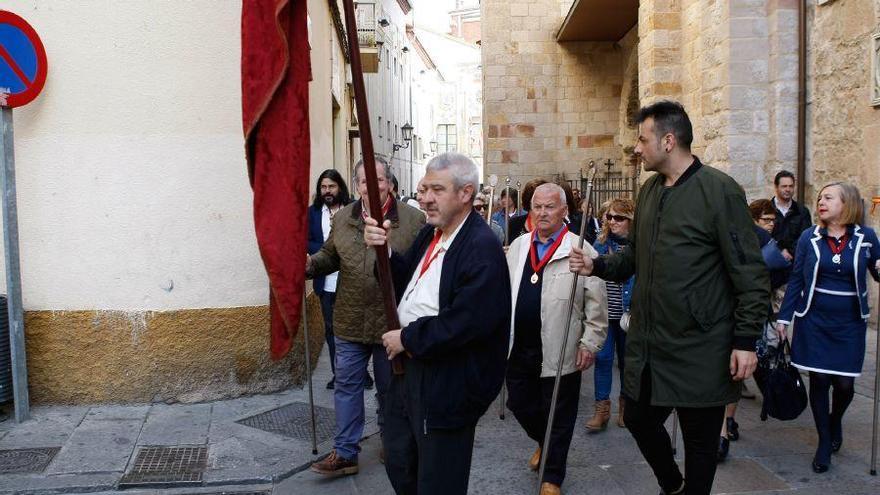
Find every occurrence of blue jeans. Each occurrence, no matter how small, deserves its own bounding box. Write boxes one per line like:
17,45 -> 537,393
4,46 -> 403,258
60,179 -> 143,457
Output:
318,291 -> 337,375
333,337 -> 391,461
594,318 -> 626,401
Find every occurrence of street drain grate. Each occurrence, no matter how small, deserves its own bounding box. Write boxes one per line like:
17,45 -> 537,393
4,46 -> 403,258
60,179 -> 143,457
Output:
0,447 -> 60,474
237,401 -> 338,442
118,446 -> 207,488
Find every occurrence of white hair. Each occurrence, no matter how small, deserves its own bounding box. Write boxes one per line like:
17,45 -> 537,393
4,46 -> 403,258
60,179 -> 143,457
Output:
425,152 -> 479,201
532,183 -> 567,208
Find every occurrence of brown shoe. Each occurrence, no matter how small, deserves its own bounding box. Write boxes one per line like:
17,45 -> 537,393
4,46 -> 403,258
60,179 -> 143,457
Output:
528,447 -> 541,471
617,396 -> 626,428
540,482 -> 561,495
310,449 -> 358,477
585,399 -> 611,432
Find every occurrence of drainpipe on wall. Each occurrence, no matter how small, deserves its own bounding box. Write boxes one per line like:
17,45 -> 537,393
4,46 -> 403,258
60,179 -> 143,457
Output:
796,0 -> 807,202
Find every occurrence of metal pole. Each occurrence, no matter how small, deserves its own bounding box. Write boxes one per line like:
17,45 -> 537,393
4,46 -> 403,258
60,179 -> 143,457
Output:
671,410 -> 678,456
0,108 -> 28,423
871,286 -> 879,475
536,162 -> 596,493
871,197 -> 880,475
499,176 -> 512,420
302,292 -> 318,455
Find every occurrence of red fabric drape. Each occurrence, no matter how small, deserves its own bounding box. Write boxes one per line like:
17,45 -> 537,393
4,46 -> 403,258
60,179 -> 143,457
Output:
242,0 -> 311,360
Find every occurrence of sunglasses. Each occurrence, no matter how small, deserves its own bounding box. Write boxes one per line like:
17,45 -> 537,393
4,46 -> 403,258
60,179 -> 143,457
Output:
605,214 -> 630,222
474,204 -> 487,211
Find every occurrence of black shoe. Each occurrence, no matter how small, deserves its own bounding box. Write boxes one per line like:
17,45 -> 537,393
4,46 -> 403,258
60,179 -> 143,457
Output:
812,458 -> 829,473
365,373 -> 374,390
717,436 -> 730,463
831,437 -> 842,453
326,378 -> 335,390
726,417 -> 739,441
660,480 -> 686,495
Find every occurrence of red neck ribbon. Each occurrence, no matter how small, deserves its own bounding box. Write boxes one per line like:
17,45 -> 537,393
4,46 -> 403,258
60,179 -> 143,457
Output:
529,226 -> 569,275
419,229 -> 444,280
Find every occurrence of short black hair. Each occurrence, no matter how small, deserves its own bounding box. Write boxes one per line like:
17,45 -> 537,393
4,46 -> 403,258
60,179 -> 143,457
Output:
774,170 -> 795,186
635,100 -> 693,150
312,169 -> 351,209
500,188 -> 519,208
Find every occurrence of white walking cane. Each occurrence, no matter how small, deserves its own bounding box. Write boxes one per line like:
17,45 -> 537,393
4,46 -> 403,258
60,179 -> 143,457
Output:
302,291 -> 319,456
536,162 -> 597,494
499,176 -> 511,420
870,196 -> 880,475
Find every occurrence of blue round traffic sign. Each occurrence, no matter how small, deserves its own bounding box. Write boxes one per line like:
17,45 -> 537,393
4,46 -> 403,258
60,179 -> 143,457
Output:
0,11 -> 48,108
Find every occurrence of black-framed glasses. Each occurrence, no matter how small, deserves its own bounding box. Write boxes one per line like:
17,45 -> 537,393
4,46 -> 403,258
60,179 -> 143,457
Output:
605,214 -> 630,222
758,216 -> 776,223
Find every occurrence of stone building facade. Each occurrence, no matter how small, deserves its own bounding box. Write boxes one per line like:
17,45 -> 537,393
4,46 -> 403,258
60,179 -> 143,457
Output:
482,0 -> 880,207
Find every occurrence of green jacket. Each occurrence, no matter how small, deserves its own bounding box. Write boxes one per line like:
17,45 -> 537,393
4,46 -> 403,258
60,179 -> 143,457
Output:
309,199 -> 425,344
594,158 -> 769,407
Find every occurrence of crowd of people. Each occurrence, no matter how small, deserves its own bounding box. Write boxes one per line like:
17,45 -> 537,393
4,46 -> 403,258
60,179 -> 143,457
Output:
304,101 -> 880,495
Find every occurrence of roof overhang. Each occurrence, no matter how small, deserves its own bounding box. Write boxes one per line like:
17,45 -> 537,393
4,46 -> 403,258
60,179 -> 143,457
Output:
556,0 -> 639,42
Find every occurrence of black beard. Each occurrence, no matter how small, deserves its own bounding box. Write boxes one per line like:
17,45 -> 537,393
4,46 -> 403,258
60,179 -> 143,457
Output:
322,193 -> 339,206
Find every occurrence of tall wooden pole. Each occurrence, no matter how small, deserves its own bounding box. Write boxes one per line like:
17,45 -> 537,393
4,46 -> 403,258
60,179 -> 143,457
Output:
341,0 -> 404,374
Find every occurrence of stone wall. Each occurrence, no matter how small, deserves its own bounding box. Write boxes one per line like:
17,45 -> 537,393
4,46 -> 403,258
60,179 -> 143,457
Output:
482,0 -> 625,186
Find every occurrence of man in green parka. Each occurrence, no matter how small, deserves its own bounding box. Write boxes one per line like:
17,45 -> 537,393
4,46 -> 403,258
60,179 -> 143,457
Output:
570,101 -> 768,495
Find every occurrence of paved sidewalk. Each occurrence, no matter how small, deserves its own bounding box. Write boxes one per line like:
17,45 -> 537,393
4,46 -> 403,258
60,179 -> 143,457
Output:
1,330 -> 879,494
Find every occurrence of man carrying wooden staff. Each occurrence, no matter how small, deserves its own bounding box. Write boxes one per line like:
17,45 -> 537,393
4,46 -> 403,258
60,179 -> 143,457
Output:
364,152 -> 511,494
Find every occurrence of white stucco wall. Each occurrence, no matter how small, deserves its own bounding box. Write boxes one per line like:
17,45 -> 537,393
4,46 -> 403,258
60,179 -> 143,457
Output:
1,1 -> 273,311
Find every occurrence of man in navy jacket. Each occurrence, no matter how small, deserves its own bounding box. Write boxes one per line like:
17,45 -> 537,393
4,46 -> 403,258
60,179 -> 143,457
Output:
307,169 -> 351,389
364,152 -> 511,494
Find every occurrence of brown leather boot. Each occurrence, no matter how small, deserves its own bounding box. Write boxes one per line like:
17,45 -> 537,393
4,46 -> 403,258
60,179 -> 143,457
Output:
528,447 -> 541,471
309,449 -> 358,477
585,399 -> 611,432
617,396 -> 626,428
540,482 -> 561,495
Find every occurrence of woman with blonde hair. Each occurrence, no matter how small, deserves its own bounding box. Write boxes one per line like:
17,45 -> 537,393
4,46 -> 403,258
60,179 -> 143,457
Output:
776,182 -> 880,473
585,197 -> 636,431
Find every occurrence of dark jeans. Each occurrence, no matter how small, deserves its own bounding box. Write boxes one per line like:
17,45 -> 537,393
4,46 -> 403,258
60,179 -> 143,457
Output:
383,370 -> 476,495
506,370 -> 581,486
624,367 -> 724,495
318,290 -> 336,375
808,371 -> 855,464
594,318 -> 626,401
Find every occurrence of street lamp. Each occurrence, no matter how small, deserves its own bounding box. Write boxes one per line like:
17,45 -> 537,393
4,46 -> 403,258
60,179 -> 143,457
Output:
429,140 -> 438,153
393,122 -> 414,152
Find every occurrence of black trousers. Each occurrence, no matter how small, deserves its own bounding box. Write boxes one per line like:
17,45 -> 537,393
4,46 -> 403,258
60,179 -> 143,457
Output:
624,367 -> 724,495
383,372 -> 476,495
317,290 -> 337,375
506,370 -> 581,486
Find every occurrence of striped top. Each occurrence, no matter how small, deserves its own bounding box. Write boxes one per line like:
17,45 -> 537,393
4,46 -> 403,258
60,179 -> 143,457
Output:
606,281 -> 624,319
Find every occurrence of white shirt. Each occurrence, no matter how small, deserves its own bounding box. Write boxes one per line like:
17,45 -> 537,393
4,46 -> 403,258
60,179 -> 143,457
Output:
773,196 -> 791,217
397,219 -> 465,328
321,204 -> 340,292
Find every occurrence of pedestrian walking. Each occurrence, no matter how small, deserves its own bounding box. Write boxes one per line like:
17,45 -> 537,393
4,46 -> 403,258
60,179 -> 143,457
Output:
775,182 -> 880,473
585,197 -> 635,432
474,191 -> 505,242
569,101 -> 769,495
307,156 -> 424,477
770,170 -> 812,312
505,183 -> 607,495
307,169 -> 352,389
364,152 -> 510,494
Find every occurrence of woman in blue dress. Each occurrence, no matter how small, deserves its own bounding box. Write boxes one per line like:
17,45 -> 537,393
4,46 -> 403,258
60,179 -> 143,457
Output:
776,182 -> 880,473
584,198 -> 635,431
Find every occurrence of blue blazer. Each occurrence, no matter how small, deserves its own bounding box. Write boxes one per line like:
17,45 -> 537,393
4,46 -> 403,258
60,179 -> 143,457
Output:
307,205 -> 327,294
390,210 -> 511,430
778,224 -> 880,325
593,236 -> 634,311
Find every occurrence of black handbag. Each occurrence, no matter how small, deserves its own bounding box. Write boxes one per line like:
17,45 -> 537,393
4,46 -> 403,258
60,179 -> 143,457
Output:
761,339 -> 808,421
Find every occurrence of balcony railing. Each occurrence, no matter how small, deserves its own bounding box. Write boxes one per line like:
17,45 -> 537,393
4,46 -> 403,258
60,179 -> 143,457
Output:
356,1 -> 377,47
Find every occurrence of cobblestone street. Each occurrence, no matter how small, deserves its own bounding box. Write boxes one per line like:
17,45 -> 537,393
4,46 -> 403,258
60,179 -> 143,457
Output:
1,329 -> 879,494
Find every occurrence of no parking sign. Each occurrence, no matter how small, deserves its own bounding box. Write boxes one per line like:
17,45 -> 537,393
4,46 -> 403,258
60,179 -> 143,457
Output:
0,10 -> 48,108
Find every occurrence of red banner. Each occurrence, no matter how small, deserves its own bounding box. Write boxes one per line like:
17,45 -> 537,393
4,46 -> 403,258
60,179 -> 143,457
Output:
242,0 -> 311,360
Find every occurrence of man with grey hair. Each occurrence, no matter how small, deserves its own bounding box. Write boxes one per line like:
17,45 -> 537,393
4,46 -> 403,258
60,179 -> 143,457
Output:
505,183 -> 607,495
364,152 -> 511,494
308,155 -> 424,477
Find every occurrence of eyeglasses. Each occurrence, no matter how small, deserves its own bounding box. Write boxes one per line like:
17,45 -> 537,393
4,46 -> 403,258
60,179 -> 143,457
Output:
605,214 -> 630,222
758,216 -> 776,224
474,204 -> 487,211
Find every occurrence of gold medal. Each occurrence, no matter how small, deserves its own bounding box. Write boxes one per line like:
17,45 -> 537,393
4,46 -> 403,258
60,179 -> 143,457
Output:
530,273 -> 539,284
